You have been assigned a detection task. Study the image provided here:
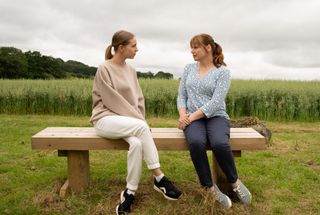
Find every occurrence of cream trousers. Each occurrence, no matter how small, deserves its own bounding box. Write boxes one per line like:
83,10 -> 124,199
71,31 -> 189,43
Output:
94,115 -> 160,190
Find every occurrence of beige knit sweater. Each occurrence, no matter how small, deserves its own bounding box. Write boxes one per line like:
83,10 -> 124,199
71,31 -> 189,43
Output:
90,60 -> 145,125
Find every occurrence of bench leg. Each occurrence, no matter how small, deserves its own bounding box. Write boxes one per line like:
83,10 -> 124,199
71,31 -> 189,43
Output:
68,150 -> 89,191
59,150 -> 89,197
212,155 -> 232,195
212,153 -> 235,196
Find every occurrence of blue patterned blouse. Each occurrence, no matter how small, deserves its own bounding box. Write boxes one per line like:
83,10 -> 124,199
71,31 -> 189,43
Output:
177,63 -> 231,119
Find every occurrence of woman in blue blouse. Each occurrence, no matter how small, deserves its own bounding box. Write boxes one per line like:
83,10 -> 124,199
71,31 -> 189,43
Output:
177,34 -> 251,208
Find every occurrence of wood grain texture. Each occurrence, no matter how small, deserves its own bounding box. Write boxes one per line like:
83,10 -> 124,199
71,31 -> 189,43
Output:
32,127 -> 266,151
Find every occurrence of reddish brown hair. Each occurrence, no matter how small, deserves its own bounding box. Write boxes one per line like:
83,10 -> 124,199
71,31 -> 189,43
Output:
190,34 -> 226,67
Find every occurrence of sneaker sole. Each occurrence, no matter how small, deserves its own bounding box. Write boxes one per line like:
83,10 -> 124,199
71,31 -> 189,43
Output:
223,197 -> 232,209
120,190 -> 125,202
215,193 -> 232,209
153,185 -> 180,201
214,195 -> 232,209
115,191 -> 125,215
115,205 -> 120,215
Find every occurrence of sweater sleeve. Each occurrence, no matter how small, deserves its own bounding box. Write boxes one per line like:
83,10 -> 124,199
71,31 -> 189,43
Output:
200,69 -> 231,117
96,65 -> 145,120
177,65 -> 189,109
135,73 -> 145,118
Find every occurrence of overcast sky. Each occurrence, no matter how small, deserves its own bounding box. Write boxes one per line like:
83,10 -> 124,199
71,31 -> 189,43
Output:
1,0 -> 320,80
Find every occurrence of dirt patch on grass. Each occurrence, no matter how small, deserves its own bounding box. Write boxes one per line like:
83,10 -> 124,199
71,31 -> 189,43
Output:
268,141 -> 291,154
304,160 -> 320,171
31,180 -> 73,213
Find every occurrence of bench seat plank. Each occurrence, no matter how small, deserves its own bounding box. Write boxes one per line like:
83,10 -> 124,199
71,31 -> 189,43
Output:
151,127 -> 258,133
32,127 -> 266,151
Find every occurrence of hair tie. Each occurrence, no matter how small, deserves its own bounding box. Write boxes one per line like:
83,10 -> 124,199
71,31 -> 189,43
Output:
111,45 -> 115,55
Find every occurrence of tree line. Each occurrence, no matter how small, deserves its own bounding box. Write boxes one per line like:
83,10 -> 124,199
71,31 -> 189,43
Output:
0,47 -> 173,79
137,71 -> 173,79
0,47 -> 96,79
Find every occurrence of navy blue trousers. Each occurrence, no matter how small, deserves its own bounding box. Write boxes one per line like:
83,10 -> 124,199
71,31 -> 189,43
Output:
184,116 -> 238,187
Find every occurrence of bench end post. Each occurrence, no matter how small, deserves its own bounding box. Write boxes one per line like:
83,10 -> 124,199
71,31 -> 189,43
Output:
67,150 -> 89,193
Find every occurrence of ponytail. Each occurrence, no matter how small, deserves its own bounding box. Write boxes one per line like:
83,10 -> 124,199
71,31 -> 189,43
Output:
105,45 -> 113,60
212,42 -> 226,67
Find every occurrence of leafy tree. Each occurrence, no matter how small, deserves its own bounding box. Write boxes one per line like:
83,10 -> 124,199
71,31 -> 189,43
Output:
0,47 -> 28,78
41,55 -> 65,78
63,60 -> 96,78
154,71 -> 173,79
25,51 -> 45,78
137,71 -> 154,79
137,71 -> 173,79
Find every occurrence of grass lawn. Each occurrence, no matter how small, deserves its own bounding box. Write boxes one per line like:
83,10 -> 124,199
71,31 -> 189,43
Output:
0,115 -> 319,215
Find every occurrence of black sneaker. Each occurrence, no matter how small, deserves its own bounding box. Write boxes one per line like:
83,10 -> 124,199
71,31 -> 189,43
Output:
116,189 -> 135,215
153,176 -> 182,200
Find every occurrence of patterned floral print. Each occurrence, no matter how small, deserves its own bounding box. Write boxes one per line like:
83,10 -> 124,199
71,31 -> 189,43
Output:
177,63 -> 231,119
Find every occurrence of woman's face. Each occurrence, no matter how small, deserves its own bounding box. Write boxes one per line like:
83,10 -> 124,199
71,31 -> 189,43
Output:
122,37 -> 138,59
191,43 -> 210,61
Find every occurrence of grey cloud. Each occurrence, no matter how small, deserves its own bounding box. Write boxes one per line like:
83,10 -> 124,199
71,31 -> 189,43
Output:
265,47 -> 320,68
0,0 -> 319,79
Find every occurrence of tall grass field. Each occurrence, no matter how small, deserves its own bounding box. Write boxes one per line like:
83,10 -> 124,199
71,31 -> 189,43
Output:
0,79 -> 319,121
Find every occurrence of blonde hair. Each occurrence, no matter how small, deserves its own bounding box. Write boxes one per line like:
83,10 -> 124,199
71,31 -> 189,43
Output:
105,30 -> 135,60
190,34 -> 226,67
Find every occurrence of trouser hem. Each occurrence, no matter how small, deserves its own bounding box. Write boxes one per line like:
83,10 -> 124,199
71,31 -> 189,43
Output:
148,163 -> 160,170
126,183 -> 138,191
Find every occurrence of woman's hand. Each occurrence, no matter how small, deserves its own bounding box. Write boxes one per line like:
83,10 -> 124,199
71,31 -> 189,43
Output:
188,110 -> 205,123
178,121 -> 188,130
178,113 -> 190,130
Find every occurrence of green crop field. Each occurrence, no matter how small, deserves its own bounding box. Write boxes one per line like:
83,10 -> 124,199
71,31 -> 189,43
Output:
0,79 -> 319,121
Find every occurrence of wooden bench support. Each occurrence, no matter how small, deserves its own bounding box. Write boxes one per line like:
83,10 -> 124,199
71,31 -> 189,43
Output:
68,150 -> 89,192
58,150 -> 89,197
213,150 -> 241,196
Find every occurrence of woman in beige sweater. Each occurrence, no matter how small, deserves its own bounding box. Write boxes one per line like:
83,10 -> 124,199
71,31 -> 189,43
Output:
90,30 -> 181,215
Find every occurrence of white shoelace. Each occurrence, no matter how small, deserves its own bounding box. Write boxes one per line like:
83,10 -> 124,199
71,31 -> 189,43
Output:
233,185 -> 246,198
213,189 -> 226,202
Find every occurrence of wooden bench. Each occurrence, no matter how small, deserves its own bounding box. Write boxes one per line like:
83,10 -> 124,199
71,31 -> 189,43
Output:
31,127 -> 266,197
